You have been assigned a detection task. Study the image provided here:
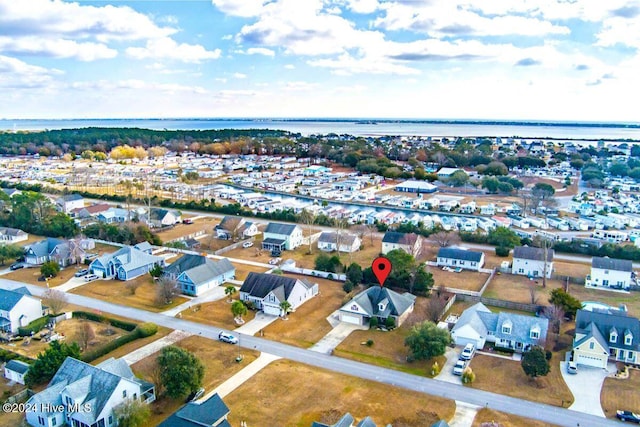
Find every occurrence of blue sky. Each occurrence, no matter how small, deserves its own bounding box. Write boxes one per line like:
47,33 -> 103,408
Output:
1,0 -> 639,121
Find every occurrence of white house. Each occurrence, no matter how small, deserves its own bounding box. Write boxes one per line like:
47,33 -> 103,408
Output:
0,287 -> 44,334
147,208 -> 181,227
436,247 -> 485,271
511,246 -> 554,278
239,272 -> 318,317
0,227 -> 28,243
89,245 -> 164,281
381,231 -> 422,256
261,223 -> 303,252
215,216 -> 259,240
586,256 -> 633,290
317,232 -> 361,253
163,254 -> 236,296
56,194 -> 84,214
4,359 -> 30,385
25,357 -> 155,427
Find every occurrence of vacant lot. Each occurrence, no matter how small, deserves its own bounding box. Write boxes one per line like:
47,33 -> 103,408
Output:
601,367 -> 640,419
224,359 -> 455,427
4,264 -> 80,287
472,408 -> 558,427
91,325 -> 172,364
70,275 -> 188,312
483,273 -> 564,305
132,335 -> 259,426
431,267 -> 489,292
231,263 -> 269,281
262,275 -> 346,347
179,297 -> 256,330
468,353 -> 573,407
155,217 -> 219,242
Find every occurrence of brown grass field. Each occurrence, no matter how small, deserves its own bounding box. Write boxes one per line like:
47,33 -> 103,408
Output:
90,326 -> 172,365
601,368 -> 640,418
179,297 -> 256,330
430,267 -> 490,292
3,265 -> 80,287
483,273 -> 564,305
70,275 -> 189,312
224,359 -> 456,427
467,353 -> 573,407
231,263 -> 269,281
262,275 -> 346,347
131,335 -> 259,426
155,217 -> 219,242
472,408 -> 559,427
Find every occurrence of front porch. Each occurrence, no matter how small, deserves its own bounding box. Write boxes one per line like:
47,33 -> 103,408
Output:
610,348 -> 638,365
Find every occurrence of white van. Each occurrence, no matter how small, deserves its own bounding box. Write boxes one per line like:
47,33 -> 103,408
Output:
460,343 -> 476,360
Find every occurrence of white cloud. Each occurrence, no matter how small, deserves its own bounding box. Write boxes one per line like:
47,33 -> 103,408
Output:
233,72 -> 248,78
280,81 -> 318,91
211,0 -> 269,18
308,53 -> 420,75
0,36 -> 117,61
284,64 -> 295,69
0,54 -> 61,88
126,38 -> 221,63
343,0 -> 379,14
246,47 -> 275,56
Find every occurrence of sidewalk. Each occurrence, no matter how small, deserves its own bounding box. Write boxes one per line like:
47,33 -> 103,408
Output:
122,330 -> 192,365
449,401 -> 481,427
201,352 -> 281,400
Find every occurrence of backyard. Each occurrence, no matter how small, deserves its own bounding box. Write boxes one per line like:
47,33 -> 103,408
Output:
3,264 -> 83,287
154,217 -> 219,242
600,367 -> 640,419
430,267 -> 490,292
483,273 -> 565,305
223,359 -> 456,427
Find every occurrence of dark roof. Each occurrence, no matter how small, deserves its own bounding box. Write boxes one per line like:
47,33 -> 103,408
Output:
382,231 -> 418,245
318,232 -> 358,246
217,216 -> 245,231
513,246 -> 554,261
311,413 -> 356,427
164,254 -> 208,275
264,222 -> 298,236
0,288 -> 28,311
575,309 -> 640,352
240,272 -> 310,299
59,194 -> 83,202
158,393 -> 230,427
592,256 -> 633,272
437,247 -> 483,262
345,287 -> 416,318
5,359 -> 30,374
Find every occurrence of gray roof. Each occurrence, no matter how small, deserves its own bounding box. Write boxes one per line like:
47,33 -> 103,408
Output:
357,417 -> 377,427
513,246 -> 554,261
437,247 -> 483,263
382,231 -> 419,245
165,255 -> 235,287
343,287 -> 416,319
264,222 -> 298,236
149,208 -> 179,221
59,194 -> 83,202
240,272 -> 312,299
0,288 -> 30,311
318,231 -> 358,246
0,227 -> 27,237
25,238 -> 65,258
451,302 -> 491,337
5,359 -> 30,374
431,421 -> 450,427
575,309 -> 640,352
133,241 -> 153,253
592,256 -> 633,272
158,393 -> 230,427
217,216 -> 245,231
92,245 -> 162,274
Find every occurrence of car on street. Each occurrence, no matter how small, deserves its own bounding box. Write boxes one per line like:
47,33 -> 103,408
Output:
9,263 -> 24,270
452,359 -> 467,376
218,331 -> 238,344
460,343 -> 476,360
74,269 -> 89,277
617,410 -> 640,423
566,361 -> 578,375
84,274 -> 100,282
242,241 -> 253,248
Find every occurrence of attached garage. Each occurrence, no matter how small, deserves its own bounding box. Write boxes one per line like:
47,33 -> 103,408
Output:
339,311 -> 364,325
575,354 -> 607,368
263,304 -> 281,317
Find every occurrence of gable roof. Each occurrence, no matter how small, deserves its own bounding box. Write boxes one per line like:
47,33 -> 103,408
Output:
513,246 -> 554,261
382,231 -> 419,245
158,393 -> 231,427
318,231 -> 358,246
25,238 -> 65,258
451,302 -> 491,337
345,287 -> 416,318
93,245 -> 162,273
5,359 -> 30,375
0,227 -> 27,237
58,194 -> 83,202
0,288 -> 29,311
592,256 -> 633,272
240,272 -> 312,299
264,222 -> 298,236
166,255 -> 235,287
437,247 -> 483,263
311,413 -> 356,427
575,309 -> 640,352
217,216 -> 245,231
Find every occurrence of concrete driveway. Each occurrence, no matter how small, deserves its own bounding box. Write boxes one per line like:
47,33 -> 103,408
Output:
436,347 -> 463,384
449,401 -> 481,427
561,361 -> 615,417
234,312 -> 278,335
310,322 -> 366,354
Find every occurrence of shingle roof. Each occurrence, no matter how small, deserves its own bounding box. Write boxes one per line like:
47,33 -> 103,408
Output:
94,245 -> 162,274
240,272 -> 312,299
217,216 -> 245,231
575,309 -> 640,352
382,231 -> 418,245
592,256 -> 633,272
451,302 -> 491,337
59,194 -> 83,202
318,232 -> 358,246
5,359 -> 30,375
264,222 -> 298,236
0,227 -> 27,237
437,247 -> 483,263
184,258 -> 235,287
25,238 -> 65,258
158,393 -> 230,427
0,288 -> 28,311
345,287 -> 416,318
513,246 -> 554,261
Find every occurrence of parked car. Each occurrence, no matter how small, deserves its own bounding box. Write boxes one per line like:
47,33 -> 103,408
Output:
452,359 -> 467,376
268,258 -> 281,265
84,274 -> 99,282
186,387 -> 205,402
9,263 -> 24,271
183,218 -> 194,224
617,410 -> 640,423
242,241 -> 254,248
460,343 -> 476,360
566,361 -> 578,375
74,269 -> 89,277
218,331 -> 238,344
271,249 -> 282,257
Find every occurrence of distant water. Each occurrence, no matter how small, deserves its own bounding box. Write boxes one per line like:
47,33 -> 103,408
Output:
2,118 -> 640,140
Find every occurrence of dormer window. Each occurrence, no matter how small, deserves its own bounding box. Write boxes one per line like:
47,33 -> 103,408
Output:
610,330 -> 618,343
530,326 -> 541,340
378,298 -> 388,312
625,332 -> 633,346
502,320 -> 512,334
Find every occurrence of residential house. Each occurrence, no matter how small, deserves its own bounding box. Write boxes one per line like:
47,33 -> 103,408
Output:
0,226 -> 28,243
239,272 -> 318,316
1,188 -> 21,198
451,302 -> 548,352
4,359 -> 30,385
24,238 -> 85,267
89,245 -> 164,281
0,287 -> 43,334
261,223 -> 303,252
147,208 -> 182,228
586,256 -> 633,290
338,287 -> 416,327
163,255 -> 235,296
25,357 -> 155,427
394,180 -> 438,194
573,308 -> 640,368
158,393 -> 231,427
215,216 -> 259,240
436,247 -> 485,271
56,194 -> 84,214
70,203 -> 111,219
511,246 -> 554,278
436,167 -> 466,179
97,207 -> 133,223
381,231 -> 422,256
317,232 -> 361,253
311,413 -> 376,427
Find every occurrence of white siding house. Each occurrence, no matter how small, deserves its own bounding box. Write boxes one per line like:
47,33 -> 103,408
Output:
586,256 -> 633,290
511,246 -> 554,278
0,287 -> 44,334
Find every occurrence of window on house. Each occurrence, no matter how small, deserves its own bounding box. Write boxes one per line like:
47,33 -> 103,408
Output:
605,270 -> 609,274
122,390 -> 127,398
108,415 -> 113,425
625,334 -> 633,345
530,331 -> 539,339
38,416 -> 44,426
589,342 -> 595,350
610,332 -> 618,343
52,418 -> 57,426
502,325 -> 511,334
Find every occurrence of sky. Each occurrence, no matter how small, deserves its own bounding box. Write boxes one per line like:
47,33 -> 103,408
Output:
1,0 -> 640,122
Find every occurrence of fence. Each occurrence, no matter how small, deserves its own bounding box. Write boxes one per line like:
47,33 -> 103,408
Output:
455,294 -> 542,313
2,388 -> 32,405
280,263 -> 346,281
551,273 -> 585,285
478,268 -> 497,295
214,237 -> 255,256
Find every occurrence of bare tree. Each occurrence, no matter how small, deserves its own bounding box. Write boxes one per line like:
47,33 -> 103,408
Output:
155,277 -> 180,306
430,231 -> 460,248
125,280 -> 142,295
403,233 -> 423,260
77,321 -> 95,350
333,218 -> 349,256
528,282 -> 538,305
149,357 -> 165,397
544,304 -> 565,341
519,189 -> 533,217
299,209 -> 317,254
42,289 -> 68,315
425,293 -> 448,323
532,236 -> 555,288
350,224 -> 368,242
365,223 -> 377,247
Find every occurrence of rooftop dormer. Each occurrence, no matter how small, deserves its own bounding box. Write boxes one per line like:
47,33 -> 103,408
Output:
502,320 -> 512,334
610,327 -> 618,343
378,298 -> 389,312
530,325 -> 541,340
625,329 -> 633,346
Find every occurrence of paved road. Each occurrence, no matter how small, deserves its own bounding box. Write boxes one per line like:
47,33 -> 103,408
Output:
1,279 -> 619,427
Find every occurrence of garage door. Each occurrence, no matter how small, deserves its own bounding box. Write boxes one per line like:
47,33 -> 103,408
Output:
263,305 -> 281,316
340,312 -> 362,325
576,354 -> 606,368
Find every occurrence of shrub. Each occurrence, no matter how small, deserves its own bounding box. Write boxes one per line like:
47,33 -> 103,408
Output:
365,339 -> 374,347
72,311 -> 136,331
462,367 -> 476,384
82,331 -> 140,362
495,246 -> 510,257
136,322 -> 158,338
369,317 -> 378,329
545,350 -> 553,361
17,316 -> 50,336
431,361 -> 441,376
342,280 -> 354,293
385,316 -> 396,329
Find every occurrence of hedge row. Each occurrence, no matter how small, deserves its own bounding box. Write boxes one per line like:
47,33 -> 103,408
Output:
17,316 -> 51,337
0,348 -> 33,364
81,323 -> 158,363
72,311 -> 137,332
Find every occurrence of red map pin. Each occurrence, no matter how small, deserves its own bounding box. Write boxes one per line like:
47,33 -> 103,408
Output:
372,257 -> 392,287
